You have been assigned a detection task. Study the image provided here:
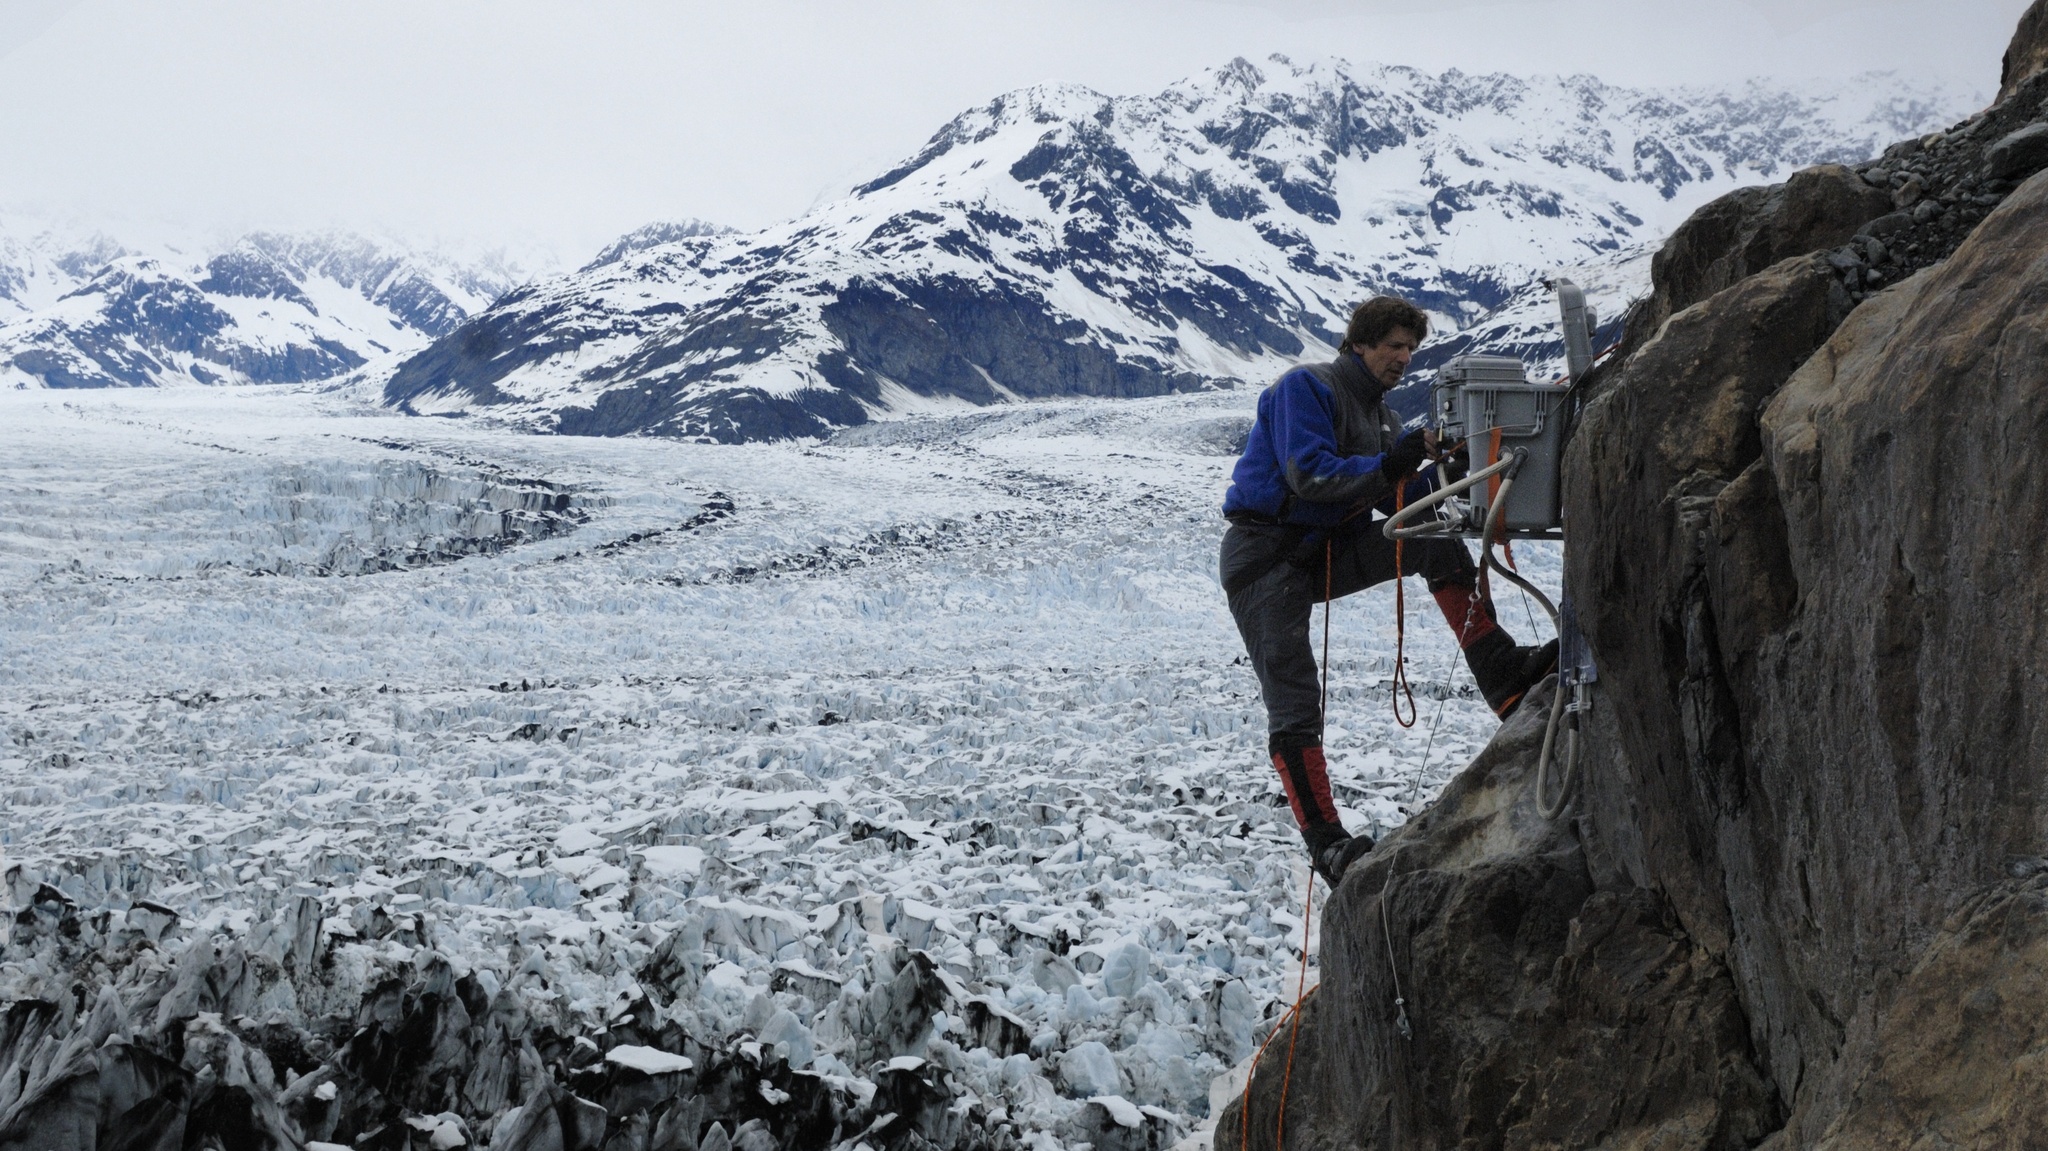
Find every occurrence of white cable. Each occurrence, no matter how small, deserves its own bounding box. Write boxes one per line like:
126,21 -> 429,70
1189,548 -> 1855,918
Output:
1475,466 -> 1576,820
1381,455 -> 1517,541
1385,448 -> 1583,818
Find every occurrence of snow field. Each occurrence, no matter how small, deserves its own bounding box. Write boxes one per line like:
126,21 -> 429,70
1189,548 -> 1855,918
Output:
0,385 -> 1557,1146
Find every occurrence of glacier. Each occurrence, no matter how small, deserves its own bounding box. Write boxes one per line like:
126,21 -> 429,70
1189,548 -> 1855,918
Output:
0,382 -> 1551,1147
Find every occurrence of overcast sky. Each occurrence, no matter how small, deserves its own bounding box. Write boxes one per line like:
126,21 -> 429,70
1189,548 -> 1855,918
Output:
0,0 -> 2025,265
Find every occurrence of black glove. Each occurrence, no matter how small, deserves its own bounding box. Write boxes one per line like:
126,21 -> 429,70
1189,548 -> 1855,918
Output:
1438,439 -> 1470,482
1379,428 -> 1429,480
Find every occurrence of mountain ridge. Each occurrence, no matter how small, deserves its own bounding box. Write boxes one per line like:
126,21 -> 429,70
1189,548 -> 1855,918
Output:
378,58 -> 1978,441
0,224 -> 538,389
0,61 -> 1978,428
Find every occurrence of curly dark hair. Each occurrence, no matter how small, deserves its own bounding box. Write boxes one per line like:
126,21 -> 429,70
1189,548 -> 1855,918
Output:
1343,296 -> 1430,349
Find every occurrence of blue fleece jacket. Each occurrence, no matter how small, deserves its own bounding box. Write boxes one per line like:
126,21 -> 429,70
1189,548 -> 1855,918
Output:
1223,358 -> 1431,528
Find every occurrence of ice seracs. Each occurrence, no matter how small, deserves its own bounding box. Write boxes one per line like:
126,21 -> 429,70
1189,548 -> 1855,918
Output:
606,1045 -> 695,1075
0,383 -> 1537,1146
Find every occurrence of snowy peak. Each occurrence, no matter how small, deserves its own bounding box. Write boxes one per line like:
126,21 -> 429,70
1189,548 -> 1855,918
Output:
383,59 -> 1977,442
0,225 -> 532,389
198,242 -> 311,305
584,218 -> 737,270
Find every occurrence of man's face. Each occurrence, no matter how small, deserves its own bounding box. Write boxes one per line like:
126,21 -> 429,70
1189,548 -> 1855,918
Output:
1352,328 -> 1420,388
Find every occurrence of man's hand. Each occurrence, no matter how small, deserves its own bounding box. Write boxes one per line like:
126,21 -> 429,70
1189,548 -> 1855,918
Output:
1437,436 -> 1470,482
1380,429 -> 1430,480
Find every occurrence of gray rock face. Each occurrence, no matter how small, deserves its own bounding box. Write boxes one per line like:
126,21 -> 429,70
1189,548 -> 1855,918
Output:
2001,0 -> 2048,102
1221,683 -> 1778,1150
1804,876 -> 2048,1145
1733,172 -> 2048,1144
1220,13 -> 2048,1146
1986,121 -> 2048,180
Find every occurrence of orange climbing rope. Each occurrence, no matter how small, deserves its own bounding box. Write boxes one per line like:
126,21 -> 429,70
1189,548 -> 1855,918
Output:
1275,866 -> 1314,1148
1389,481 -> 1417,728
1477,427 -> 1505,608
1239,998 -> 1295,1150
1317,466 -> 1421,729
1239,865 -> 1319,1151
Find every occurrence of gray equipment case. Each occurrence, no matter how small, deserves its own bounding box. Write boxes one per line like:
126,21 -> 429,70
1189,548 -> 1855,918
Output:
1432,355 -> 1567,537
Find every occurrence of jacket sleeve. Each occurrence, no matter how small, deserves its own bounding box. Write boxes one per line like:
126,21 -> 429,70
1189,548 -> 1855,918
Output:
1270,371 -> 1391,508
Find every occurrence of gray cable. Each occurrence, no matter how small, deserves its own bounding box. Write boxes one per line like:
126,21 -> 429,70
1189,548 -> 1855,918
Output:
1386,451 -> 1583,818
1478,472 -> 1578,820
1378,846 -> 1411,1040
1533,679 -> 1577,819
1382,455 -> 1518,541
1407,646 -> 1462,808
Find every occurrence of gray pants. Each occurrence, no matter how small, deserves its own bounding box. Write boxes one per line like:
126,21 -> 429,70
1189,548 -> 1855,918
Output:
1221,522 -> 1477,743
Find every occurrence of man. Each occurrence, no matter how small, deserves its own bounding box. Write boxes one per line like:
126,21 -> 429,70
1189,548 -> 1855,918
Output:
1220,296 -> 1557,885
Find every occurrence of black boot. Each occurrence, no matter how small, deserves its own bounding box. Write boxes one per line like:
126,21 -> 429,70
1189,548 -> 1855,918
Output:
1465,631 -> 1559,719
1314,833 -> 1375,887
1272,736 -> 1374,886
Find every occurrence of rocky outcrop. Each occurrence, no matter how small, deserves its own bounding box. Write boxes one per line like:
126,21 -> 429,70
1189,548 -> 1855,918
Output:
1732,166 -> 2048,1144
2001,0 -> 2048,101
1224,684 -> 1778,1150
1632,165 -> 1884,350
1612,52 -> 2048,372
1222,15 -> 2048,1148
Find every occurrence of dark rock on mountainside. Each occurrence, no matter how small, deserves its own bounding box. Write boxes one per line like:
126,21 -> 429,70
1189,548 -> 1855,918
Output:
1221,6 -> 2048,1146
1227,683 -> 1778,1150
584,220 -> 735,271
0,232 -> 523,388
2002,0 -> 2048,101
33,258 -> 370,388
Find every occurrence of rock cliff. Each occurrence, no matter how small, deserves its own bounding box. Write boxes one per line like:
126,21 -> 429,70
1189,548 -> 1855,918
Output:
1222,5 -> 2048,1148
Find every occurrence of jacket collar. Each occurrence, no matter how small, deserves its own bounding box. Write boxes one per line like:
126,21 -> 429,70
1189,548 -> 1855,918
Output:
1329,350 -> 1386,407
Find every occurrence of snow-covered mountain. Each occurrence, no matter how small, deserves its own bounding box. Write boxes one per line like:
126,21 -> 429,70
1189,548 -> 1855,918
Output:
584,218 -> 736,270
0,226 -> 533,388
381,59 -> 1976,441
